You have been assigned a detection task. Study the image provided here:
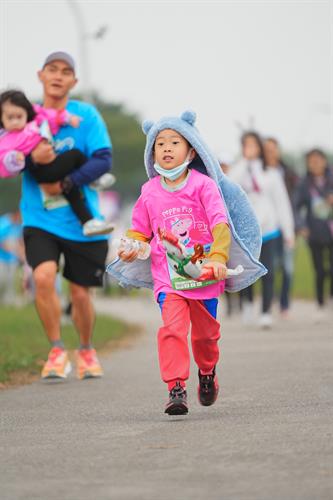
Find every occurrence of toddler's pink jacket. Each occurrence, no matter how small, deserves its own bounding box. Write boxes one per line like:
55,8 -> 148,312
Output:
0,105 -> 71,178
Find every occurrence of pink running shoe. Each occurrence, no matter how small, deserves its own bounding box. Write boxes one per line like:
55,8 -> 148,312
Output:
41,347 -> 71,379
76,348 -> 103,380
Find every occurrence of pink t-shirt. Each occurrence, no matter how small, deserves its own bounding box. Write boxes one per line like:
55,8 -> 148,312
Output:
131,169 -> 228,300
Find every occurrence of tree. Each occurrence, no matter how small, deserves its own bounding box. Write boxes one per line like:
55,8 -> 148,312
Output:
0,176 -> 21,215
96,98 -> 147,200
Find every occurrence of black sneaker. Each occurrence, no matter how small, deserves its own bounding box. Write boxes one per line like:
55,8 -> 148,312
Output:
165,382 -> 188,415
198,367 -> 219,406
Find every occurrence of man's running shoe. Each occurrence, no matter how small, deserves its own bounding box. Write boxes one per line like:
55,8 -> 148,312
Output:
76,348 -> 103,379
41,347 -> 71,379
165,382 -> 188,415
198,367 -> 219,406
83,218 -> 115,236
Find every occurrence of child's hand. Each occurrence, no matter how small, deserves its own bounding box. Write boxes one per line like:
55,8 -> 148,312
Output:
31,141 -> 56,164
118,248 -> 139,262
284,235 -> 295,249
69,115 -> 81,128
16,152 -> 25,164
203,261 -> 228,280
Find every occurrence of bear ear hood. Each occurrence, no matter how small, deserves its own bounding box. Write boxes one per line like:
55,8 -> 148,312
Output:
142,110 -> 220,184
180,110 -> 196,126
142,120 -> 154,135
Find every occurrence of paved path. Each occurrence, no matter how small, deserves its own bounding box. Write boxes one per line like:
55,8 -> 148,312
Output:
0,295 -> 332,500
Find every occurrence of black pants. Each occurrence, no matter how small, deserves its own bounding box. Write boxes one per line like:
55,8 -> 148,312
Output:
30,149 -> 92,225
241,238 -> 277,313
275,234 -> 294,311
308,240 -> 333,306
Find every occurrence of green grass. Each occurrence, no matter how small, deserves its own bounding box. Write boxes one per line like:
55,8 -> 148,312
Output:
246,237 -> 317,300
292,238 -> 314,299
0,306 -> 130,383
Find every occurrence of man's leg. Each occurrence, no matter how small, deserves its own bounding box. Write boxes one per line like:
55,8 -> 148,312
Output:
69,282 -> 95,346
33,261 -> 71,379
33,261 -> 61,343
69,282 -> 103,379
62,237 -> 107,379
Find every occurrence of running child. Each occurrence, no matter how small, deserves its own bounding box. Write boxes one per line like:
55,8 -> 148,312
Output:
110,111 -> 266,416
0,89 -> 114,236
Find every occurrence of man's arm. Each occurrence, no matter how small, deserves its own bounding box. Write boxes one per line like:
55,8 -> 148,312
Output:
69,148 -> 112,186
61,148 -> 112,194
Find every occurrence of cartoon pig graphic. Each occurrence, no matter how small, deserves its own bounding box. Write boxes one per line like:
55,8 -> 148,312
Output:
170,217 -> 193,245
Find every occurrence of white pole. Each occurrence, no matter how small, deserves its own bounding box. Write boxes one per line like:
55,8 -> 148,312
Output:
67,0 -> 91,102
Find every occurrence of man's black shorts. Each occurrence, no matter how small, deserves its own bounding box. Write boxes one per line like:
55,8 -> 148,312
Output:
23,227 -> 108,287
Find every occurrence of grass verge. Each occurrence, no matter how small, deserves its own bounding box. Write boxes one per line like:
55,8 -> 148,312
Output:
0,305 -> 132,384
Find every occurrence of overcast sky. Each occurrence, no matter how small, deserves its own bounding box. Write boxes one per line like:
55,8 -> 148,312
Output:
0,0 -> 332,157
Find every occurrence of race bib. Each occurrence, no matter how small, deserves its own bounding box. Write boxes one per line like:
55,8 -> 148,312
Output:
41,189 -> 69,210
166,244 -> 217,291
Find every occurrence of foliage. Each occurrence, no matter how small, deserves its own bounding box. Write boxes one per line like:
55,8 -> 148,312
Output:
95,98 -> 146,200
0,176 -> 22,215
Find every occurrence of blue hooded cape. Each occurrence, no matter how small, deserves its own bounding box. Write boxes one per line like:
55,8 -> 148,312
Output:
106,110 -> 266,292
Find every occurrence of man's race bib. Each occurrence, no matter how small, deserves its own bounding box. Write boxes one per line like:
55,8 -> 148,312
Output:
41,189 -> 69,210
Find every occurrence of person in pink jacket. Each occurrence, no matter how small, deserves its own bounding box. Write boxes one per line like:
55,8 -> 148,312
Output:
0,90 -> 113,236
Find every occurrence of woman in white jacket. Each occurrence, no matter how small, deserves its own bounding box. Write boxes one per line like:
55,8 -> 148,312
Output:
229,131 -> 294,328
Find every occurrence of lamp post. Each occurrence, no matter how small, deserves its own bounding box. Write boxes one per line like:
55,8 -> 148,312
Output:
67,0 -> 108,102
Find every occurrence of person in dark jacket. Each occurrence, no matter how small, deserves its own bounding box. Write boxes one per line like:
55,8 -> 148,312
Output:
294,149 -> 333,313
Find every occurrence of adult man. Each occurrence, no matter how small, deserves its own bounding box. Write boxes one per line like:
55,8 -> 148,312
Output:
22,51 -> 112,379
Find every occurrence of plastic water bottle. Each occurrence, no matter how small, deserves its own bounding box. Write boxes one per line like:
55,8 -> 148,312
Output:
115,237 -> 151,260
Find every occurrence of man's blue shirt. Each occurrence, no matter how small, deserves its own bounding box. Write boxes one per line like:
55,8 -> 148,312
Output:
21,100 -> 112,242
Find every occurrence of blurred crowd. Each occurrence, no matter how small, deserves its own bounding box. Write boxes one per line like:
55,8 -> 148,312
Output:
1,132 -> 333,327
220,134 -> 333,326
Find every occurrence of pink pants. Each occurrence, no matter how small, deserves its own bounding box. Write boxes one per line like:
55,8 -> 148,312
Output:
157,293 -> 221,388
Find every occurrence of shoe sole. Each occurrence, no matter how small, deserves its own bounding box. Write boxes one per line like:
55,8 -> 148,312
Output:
42,361 -> 72,380
199,399 -> 217,407
78,371 -> 103,380
165,402 -> 188,415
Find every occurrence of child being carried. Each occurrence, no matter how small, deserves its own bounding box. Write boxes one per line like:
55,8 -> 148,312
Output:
0,90 -> 114,237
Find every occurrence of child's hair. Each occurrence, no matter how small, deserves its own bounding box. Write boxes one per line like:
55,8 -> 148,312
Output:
241,130 -> 266,168
305,148 -> 327,162
153,130 -> 192,151
265,136 -> 279,146
0,89 -> 36,128
305,148 -> 328,174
